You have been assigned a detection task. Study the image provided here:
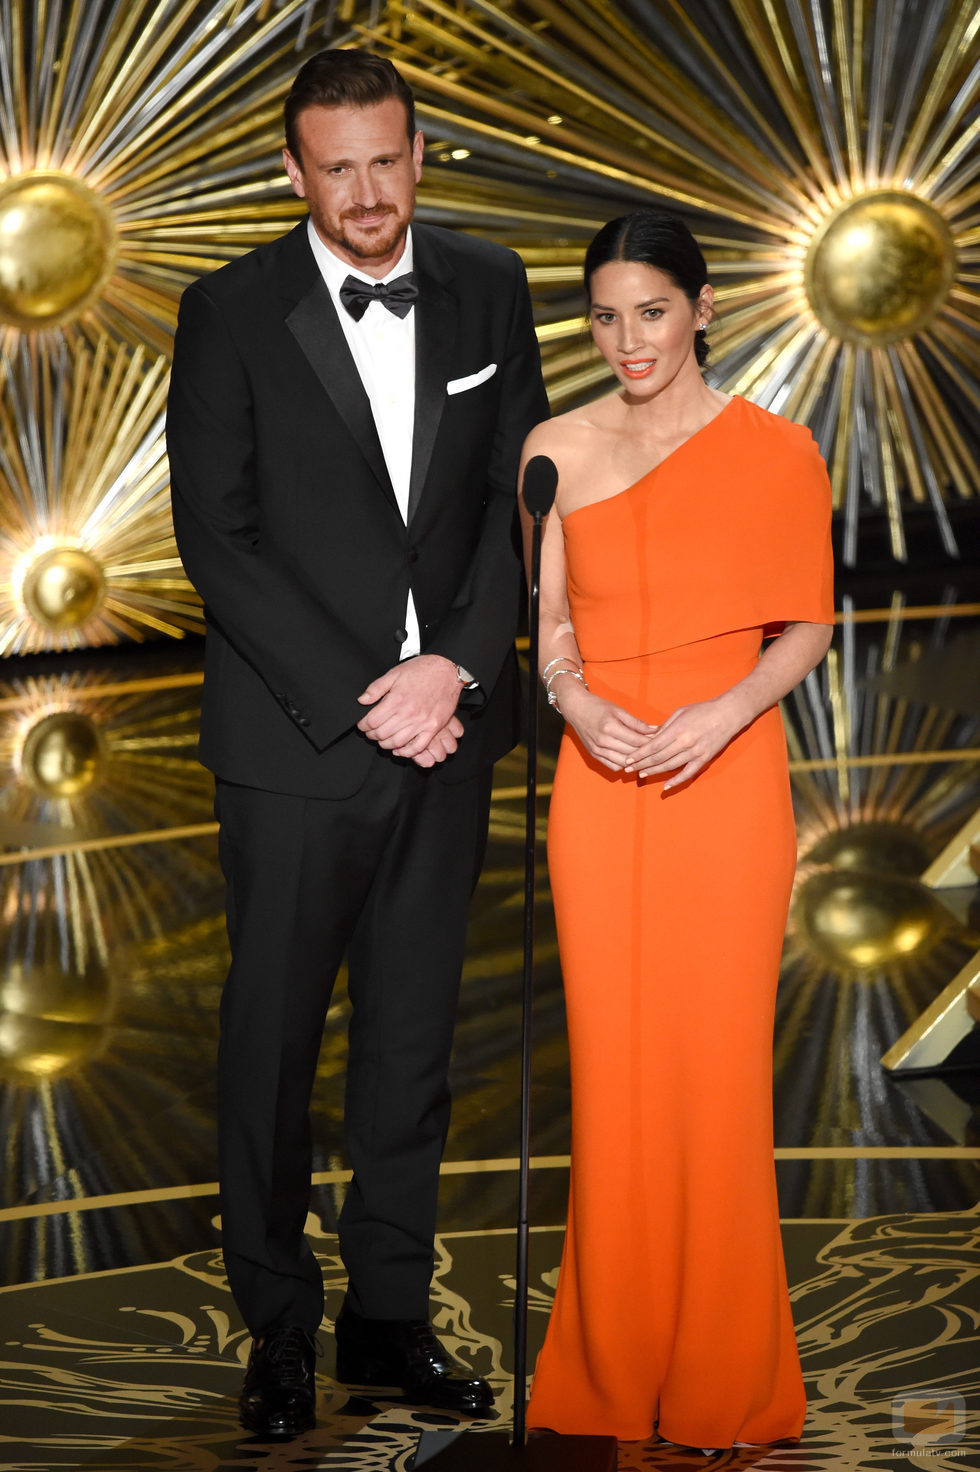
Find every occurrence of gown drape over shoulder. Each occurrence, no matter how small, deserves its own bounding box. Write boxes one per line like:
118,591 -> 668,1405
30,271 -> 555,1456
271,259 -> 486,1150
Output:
526,396 -> 834,1448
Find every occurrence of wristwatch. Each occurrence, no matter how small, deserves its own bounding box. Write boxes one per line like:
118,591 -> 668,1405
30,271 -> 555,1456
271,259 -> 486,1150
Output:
455,664 -> 478,690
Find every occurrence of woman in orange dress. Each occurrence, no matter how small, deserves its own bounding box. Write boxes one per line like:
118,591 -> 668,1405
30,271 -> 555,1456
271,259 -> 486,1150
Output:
519,209 -> 834,1451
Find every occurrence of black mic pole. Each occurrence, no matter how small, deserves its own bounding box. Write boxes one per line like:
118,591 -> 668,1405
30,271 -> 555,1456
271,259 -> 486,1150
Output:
511,459 -> 547,1450
415,458 -> 616,1470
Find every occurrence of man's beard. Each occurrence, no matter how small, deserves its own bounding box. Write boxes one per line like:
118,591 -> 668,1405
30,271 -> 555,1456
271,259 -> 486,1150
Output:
337,207 -> 408,262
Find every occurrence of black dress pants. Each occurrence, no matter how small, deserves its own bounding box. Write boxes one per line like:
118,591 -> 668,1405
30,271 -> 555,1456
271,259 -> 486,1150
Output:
214,754 -> 492,1337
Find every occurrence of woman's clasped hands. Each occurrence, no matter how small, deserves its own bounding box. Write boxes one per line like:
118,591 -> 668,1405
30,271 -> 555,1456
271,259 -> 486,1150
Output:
556,678 -> 747,792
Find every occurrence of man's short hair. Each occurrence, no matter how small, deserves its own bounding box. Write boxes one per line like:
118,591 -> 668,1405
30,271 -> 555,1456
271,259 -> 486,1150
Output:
284,49 -> 416,164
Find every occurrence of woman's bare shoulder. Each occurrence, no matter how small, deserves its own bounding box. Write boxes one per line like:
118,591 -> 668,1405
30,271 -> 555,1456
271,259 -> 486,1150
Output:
524,409 -> 586,456
523,396 -> 618,467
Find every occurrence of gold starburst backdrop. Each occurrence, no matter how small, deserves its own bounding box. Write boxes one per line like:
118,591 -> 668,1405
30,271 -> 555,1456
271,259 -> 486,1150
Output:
772,597 -> 980,1207
0,0 -> 332,357
369,0 -> 979,565
0,336 -> 202,651
784,594 -> 979,980
0,670 -> 216,960
0,0 -> 334,651
1,0 -> 978,658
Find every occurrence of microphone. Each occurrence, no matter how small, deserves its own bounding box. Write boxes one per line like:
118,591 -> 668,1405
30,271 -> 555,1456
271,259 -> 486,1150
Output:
522,454 -> 558,517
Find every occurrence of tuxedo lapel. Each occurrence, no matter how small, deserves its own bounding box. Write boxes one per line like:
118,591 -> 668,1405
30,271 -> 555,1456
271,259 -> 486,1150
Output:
408,228 -> 458,524
280,228 -> 398,514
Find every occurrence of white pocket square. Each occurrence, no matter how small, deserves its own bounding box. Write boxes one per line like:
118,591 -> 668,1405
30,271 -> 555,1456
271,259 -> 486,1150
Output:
446,362 -> 497,395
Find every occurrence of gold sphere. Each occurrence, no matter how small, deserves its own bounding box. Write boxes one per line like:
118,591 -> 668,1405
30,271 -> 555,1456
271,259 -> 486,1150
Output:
0,954 -> 109,1082
0,171 -> 117,330
22,546 -> 105,632
795,869 -> 943,972
805,191 -> 955,345
20,711 -> 103,798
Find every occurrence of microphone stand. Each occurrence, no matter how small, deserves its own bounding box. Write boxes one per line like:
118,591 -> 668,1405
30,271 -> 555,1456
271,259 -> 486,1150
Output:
415,465 -> 616,1470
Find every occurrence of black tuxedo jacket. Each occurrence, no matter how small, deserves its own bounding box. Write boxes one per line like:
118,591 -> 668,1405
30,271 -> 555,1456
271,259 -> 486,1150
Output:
167,220 -> 549,797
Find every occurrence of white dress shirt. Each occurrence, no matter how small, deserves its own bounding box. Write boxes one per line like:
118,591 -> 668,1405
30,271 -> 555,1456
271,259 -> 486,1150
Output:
307,217 -> 421,659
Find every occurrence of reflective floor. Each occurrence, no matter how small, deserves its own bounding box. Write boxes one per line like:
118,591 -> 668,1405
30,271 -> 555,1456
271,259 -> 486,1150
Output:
1,571 -> 978,1468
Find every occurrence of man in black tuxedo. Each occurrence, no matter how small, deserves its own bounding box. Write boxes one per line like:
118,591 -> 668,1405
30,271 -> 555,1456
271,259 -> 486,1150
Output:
166,49 -> 547,1439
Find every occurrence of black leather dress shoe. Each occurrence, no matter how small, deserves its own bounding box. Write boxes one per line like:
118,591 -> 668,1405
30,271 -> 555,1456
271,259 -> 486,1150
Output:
334,1301 -> 494,1414
239,1326 -> 318,1438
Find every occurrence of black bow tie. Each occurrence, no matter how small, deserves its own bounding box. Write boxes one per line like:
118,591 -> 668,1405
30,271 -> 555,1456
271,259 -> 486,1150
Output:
339,272 -> 418,321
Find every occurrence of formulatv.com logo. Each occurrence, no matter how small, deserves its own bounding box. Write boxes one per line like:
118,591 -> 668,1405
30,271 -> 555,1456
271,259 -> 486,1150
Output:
892,1392 -> 966,1446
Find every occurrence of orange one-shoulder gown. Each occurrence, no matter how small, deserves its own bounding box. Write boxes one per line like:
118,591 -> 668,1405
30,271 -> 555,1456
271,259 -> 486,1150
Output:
526,396 -> 834,1448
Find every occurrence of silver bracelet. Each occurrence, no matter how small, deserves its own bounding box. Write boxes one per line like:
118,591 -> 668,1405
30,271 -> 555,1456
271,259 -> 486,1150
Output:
546,668 -> 588,708
544,665 -> 582,694
542,655 -> 579,681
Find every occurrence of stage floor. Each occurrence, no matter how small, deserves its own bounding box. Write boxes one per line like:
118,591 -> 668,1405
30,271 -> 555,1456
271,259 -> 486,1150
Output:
2,571 -> 978,1468
2,1213 -> 978,1469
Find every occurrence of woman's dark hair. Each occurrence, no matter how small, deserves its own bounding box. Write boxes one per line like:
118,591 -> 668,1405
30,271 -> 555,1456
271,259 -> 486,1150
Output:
284,49 -> 416,165
585,209 -> 711,367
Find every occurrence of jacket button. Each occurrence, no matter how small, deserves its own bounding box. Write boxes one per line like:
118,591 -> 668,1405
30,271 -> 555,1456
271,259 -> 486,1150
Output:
394,627 -> 408,642
408,547 -> 419,564
298,716 -> 310,728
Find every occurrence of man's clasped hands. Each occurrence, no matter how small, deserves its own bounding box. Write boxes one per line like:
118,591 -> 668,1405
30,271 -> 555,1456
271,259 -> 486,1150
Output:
356,653 -> 467,768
